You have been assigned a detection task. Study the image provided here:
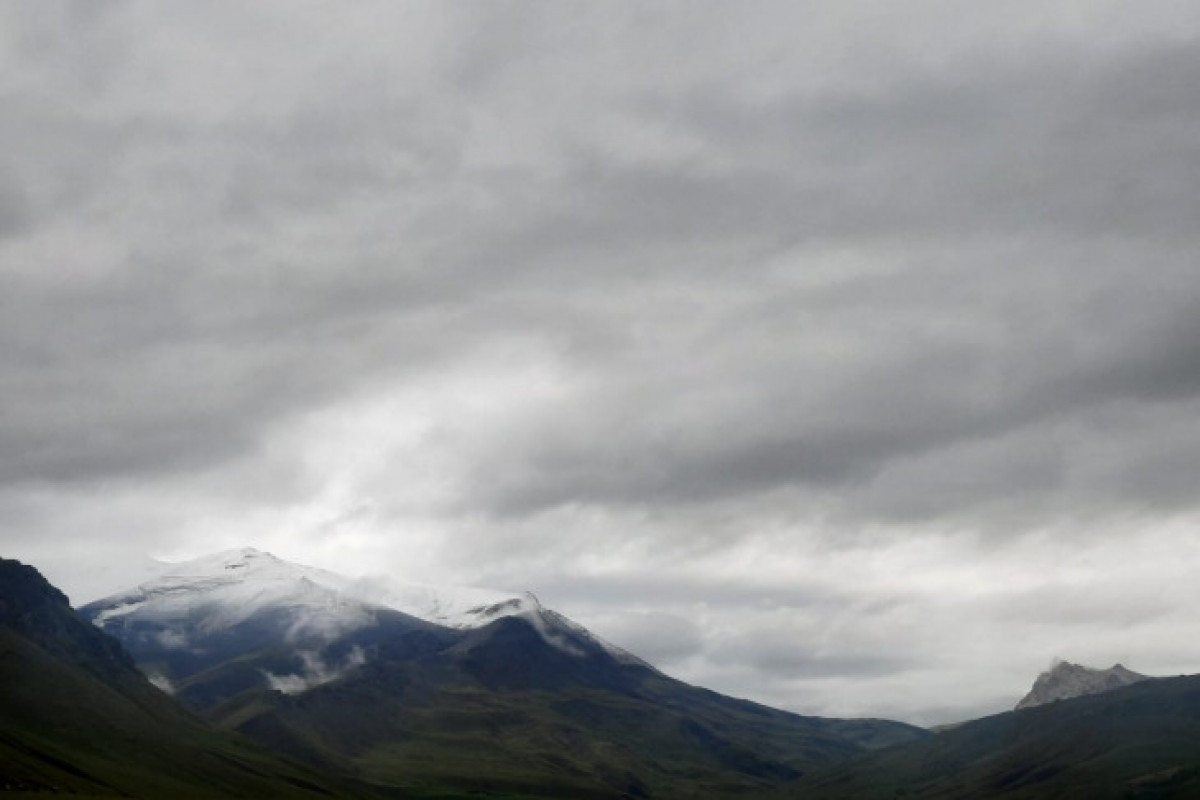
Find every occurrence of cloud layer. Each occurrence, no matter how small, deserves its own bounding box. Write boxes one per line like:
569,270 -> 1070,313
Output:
4,1 -> 1200,724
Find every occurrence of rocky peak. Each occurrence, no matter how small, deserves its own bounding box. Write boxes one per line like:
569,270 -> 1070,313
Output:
1016,660 -> 1148,710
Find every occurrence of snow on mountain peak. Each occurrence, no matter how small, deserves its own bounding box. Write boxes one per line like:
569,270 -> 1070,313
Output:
89,548 -> 376,645
159,546 -> 283,578
82,548 -> 653,693
86,549 -> 637,656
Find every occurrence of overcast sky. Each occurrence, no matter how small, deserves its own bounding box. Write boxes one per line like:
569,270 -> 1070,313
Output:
4,1 -> 1200,726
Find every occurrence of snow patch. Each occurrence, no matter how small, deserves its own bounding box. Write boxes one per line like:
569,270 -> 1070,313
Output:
346,577 -> 539,629
88,549 -> 380,646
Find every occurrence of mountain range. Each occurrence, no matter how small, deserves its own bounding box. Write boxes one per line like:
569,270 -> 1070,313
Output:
71,548 -> 924,797
5,548 -> 1200,798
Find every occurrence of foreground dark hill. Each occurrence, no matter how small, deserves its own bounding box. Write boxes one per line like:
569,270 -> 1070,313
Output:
776,673 -> 1200,799
80,548 -> 928,798
0,557 -> 375,798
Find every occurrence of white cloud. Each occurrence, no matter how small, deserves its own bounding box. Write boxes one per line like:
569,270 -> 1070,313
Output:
146,672 -> 176,695
262,646 -> 367,696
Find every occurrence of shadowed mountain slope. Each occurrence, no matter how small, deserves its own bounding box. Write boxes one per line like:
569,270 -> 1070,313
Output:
80,548 -> 929,798
211,614 -> 926,798
0,556 -> 377,798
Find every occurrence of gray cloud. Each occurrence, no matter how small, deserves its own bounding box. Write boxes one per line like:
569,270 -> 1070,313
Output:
5,7 -> 1199,516
585,611 -> 706,666
3,0 -> 1200,724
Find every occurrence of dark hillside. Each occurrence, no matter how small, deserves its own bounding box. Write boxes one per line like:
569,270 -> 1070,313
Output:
208,611 -> 928,798
0,557 -> 376,798
777,673 -> 1200,799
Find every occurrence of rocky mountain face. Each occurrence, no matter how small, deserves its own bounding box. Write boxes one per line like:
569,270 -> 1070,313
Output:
1015,660 -> 1149,710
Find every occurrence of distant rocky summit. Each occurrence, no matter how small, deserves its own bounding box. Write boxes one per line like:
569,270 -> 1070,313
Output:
1016,660 -> 1149,709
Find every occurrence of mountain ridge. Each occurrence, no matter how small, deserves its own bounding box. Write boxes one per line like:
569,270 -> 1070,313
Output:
9,549 -> 1194,798
79,547 -> 929,797
84,546 -> 649,669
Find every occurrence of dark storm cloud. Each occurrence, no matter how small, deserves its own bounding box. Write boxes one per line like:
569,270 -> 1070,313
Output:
0,0 -> 1196,542
0,169 -> 32,237
1083,310 -> 1200,403
483,40 -> 1200,266
459,254 -> 1200,526
442,41 -> 1200,528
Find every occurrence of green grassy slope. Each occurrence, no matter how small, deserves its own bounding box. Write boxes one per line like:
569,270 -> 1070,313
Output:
775,674 -> 1200,799
205,617 -> 928,798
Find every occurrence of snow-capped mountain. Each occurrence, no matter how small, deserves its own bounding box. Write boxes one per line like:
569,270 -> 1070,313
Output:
89,548 -> 376,645
1016,660 -> 1149,710
81,547 -> 646,698
71,548 -> 930,796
